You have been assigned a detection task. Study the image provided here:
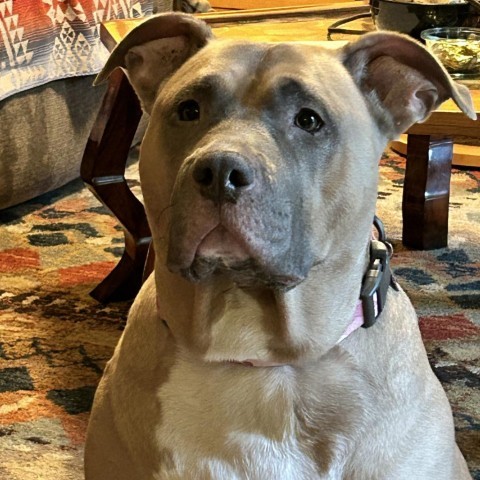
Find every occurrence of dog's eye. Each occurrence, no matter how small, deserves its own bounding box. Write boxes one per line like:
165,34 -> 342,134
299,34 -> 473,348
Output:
178,100 -> 200,121
294,108 -> 323,133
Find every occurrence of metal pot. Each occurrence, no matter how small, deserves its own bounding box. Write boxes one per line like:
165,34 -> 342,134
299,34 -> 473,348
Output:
370,0 -> 472,39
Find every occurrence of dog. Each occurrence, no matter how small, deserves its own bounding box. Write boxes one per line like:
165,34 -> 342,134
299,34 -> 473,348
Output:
85,12 -> 476,479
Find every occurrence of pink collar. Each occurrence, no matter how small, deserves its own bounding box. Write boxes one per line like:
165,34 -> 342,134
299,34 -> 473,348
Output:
336,299 -> 368,343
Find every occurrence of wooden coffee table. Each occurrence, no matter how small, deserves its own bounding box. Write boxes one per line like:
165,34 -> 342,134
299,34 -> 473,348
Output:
81,8 -> 479,302
396,91 -> 480,250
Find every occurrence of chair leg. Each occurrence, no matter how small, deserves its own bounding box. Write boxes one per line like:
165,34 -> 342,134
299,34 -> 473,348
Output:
81,69 -> 151,303
402,134 -> 453,250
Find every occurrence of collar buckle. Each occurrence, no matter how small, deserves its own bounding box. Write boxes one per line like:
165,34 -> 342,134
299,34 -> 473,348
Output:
360,237 -> 393,329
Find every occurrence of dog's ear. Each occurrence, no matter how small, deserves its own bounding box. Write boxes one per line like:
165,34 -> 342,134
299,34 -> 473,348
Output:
341,32 -> 476,139
94,12 -> 213,113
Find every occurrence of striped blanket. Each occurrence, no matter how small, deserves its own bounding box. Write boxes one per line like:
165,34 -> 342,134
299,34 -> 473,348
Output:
0,0 -> 154,101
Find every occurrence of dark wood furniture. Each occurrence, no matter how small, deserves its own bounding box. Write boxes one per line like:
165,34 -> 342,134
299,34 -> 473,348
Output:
80,69 -> 150,302
395,90 -> 480,249
81,7 -> 479,302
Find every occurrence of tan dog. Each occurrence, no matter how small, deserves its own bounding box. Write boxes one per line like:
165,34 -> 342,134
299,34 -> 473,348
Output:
85,13 -> 476,479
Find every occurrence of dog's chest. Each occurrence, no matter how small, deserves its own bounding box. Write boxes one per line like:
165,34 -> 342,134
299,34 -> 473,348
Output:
153,356 -> 360,479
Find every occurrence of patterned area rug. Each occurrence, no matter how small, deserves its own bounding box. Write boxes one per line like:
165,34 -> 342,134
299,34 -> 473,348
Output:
0,147 -> 478,479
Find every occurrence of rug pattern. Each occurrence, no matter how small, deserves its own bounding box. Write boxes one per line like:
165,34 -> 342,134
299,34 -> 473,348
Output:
0,148 -> 479,479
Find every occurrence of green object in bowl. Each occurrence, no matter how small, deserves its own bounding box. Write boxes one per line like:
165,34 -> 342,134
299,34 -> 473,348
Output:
421,27 -> 480,76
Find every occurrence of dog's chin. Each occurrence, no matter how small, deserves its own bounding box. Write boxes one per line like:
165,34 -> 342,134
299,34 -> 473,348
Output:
168,225 -> 312,290
179,255 -> 306,291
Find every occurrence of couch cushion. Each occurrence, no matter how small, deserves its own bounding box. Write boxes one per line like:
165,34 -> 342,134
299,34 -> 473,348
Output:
0,75 -> 106,210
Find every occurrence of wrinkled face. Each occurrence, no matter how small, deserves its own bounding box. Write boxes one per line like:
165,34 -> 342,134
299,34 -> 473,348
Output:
140,40 -> 383,292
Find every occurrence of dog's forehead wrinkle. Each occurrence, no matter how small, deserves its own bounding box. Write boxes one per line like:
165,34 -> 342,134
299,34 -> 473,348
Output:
259,74 -> 321,106
175,72 -> 234,98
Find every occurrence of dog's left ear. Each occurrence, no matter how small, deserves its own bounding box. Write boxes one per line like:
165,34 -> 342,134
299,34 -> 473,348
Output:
341,32 -> 476,139
94,13 -> 213,113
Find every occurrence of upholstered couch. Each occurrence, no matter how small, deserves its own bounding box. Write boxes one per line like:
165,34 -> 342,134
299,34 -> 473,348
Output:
0,0 -> 178,210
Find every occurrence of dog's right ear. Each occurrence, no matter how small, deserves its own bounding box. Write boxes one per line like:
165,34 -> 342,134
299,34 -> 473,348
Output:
94,12 -> 213,113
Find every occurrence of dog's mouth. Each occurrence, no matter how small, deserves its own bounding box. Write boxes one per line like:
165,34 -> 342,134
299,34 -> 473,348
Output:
181,256 -> 304,290
172,225 -> 306,291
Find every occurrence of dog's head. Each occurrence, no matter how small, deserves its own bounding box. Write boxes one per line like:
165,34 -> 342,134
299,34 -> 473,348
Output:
97,13 -> 474,361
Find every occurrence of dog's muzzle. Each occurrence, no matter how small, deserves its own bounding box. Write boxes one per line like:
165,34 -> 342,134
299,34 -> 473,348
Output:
166,150 -> 315,290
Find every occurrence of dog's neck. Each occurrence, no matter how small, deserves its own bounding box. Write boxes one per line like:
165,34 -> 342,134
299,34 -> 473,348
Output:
157,234 -> 394,369
154,216 -> 393,367
226,298 -> 370,368
159,296 -> 372,368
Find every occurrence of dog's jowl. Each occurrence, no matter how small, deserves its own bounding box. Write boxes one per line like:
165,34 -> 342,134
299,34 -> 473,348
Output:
85,13 -> 475,480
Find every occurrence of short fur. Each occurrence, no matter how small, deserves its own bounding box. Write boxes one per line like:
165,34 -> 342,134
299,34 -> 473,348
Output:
85,13 -> 475,480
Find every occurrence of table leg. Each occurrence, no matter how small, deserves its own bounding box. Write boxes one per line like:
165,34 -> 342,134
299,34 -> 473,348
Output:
402,134 -> 453,250
81,69 -> 151,302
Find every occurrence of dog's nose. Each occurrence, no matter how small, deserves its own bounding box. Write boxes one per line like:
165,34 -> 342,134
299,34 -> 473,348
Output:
192,154 -> 254,203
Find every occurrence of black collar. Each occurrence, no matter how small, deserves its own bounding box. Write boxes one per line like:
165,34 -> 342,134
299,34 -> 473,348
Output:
360,216 -> 399,329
